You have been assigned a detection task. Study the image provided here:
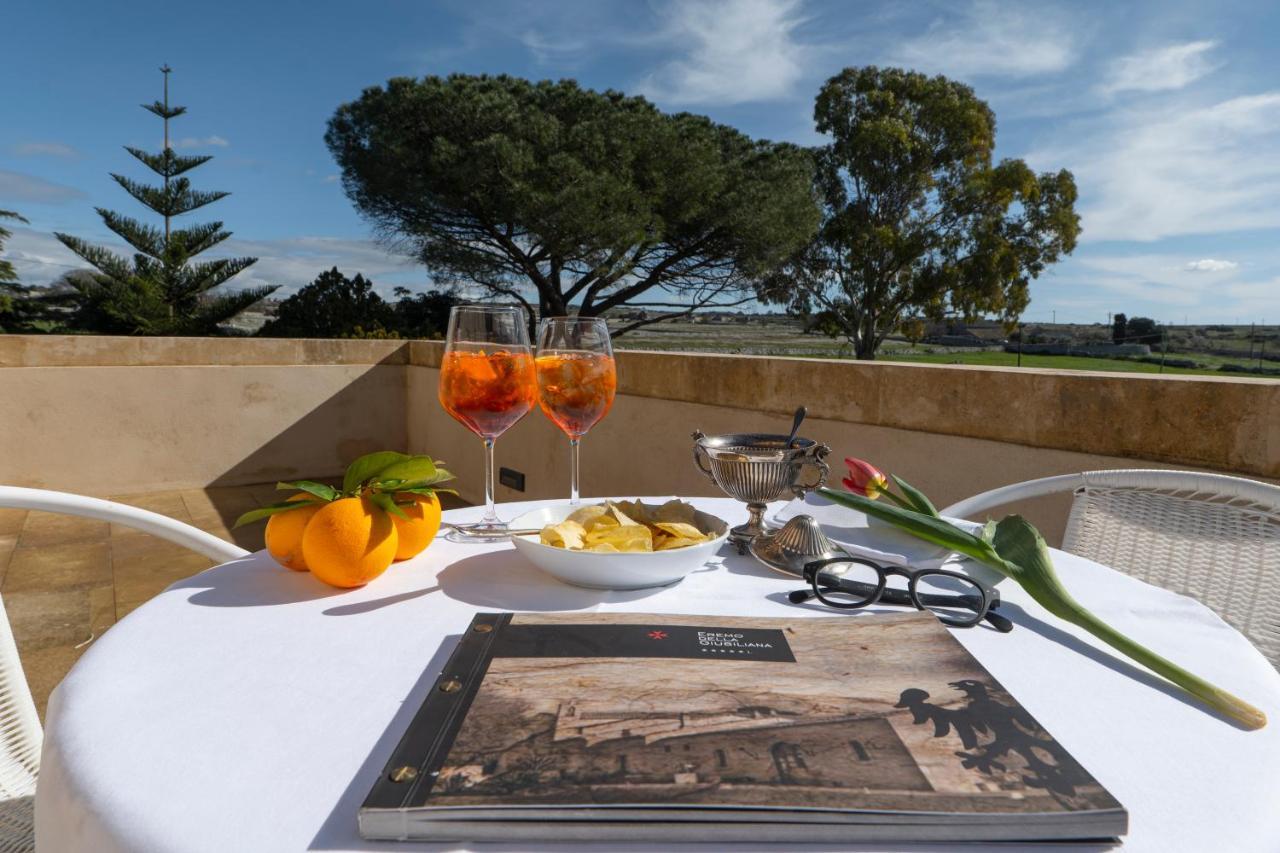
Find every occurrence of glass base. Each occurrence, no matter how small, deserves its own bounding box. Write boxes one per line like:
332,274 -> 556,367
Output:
445,521 -> 512,543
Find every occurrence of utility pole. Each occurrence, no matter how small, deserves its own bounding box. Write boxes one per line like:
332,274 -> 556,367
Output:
1159,330 -> 1167,373
1017,323 -> 1023,367
1250,322 -> 1256,360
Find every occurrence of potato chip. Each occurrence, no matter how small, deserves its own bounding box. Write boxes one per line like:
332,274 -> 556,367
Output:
585,523 -> 652,553
540,519 -> 586,549
653,521 -> 705,541
566,504 -> 610,526
538,499 -> 715,552
653,499 -> 698,526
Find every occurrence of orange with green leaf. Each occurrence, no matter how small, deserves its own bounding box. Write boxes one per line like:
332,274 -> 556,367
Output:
234,451 -> 456,587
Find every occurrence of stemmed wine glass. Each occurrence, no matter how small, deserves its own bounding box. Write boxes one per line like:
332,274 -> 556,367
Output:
535,316 -> 616,504
438,305 -> 537,540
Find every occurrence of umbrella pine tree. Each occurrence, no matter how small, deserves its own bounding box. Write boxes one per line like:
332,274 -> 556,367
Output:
55,66 -> 275,334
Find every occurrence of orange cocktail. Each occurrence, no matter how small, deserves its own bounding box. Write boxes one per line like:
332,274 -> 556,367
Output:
535,351 -> 617,438
439,350 -> 536,439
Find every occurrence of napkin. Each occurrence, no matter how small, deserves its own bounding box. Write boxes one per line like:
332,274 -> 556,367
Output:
771,491 -> 981,569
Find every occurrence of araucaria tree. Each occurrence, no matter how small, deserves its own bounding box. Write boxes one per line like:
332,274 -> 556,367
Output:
325,75 -> 819,333
760,67 -> 1080,359
55,66 -> 275,334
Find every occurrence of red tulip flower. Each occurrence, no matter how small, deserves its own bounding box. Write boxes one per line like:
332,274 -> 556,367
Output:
842,457 -> 889,500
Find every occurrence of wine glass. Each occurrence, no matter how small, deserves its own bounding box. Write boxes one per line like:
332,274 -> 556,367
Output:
535,316 -> 616,504
438,305 -> 537,540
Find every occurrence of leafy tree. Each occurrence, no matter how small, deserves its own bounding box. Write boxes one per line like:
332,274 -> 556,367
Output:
1111,313 -> 1127,344
0,210 -> 76,332
900,316 -> 927,346
1126,316 -> 1161,345
759,67 -> 1080,359
54,66 -> 275,334
325,74 -> 819,334
0,209 -> 23,287
391,286 -> 457,339
260,267 -> 395,338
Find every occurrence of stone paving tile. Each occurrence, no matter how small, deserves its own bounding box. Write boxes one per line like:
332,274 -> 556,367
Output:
4,541 -> 112,594
0,534 -> 16,589
107,492 -> 194,538
23,643 -> 91,720
5,585 -> 114,653
112,547 -> 213,611
18,513 -> 109,549
0,509 -> 26,537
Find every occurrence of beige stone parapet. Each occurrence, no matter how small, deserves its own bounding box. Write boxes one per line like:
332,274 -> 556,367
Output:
410,340 -> 1278,480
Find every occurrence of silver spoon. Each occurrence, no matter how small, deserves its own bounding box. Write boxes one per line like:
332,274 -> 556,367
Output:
784,405 -> 807,447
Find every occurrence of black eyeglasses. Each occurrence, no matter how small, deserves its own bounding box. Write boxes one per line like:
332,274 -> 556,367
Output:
790,557 -> 1013,632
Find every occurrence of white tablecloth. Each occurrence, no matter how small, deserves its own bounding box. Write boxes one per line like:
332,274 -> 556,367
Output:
34,498 -> 1280,852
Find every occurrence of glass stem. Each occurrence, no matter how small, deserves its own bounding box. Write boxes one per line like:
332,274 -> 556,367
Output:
482,437 -> 499,525
569,437 -> 581,505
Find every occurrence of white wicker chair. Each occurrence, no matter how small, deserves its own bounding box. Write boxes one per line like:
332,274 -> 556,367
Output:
0,486 -> 250,852
941,469 -> 1280,669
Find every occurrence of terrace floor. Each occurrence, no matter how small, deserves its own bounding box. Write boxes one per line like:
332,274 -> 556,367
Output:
0,483 -> 466,719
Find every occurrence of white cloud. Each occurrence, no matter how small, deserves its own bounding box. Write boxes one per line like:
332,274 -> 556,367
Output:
11,142 -> 79,158
171,135 -> 230,150
1102,40 -> 1220,95
892,1 -> 1078,79
1185,258 -> 1238,272
520,30 -> 590,64
0,170 -> 87,205
638,0 -> 809,105
1028,92 -> 1280,242
7,228 -> 425,298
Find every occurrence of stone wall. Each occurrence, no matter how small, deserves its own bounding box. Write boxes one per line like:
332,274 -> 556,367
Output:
2,335 -> 1276,545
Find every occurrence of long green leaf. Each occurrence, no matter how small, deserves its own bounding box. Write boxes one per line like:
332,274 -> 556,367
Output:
233,499 -> 318,528
988,516 -> 1266,730
817,486 -> 1267,730
342,451 -> 410,494
817,488 -> 1001,563
891,474 -> 939,517
277,480 -> 338,502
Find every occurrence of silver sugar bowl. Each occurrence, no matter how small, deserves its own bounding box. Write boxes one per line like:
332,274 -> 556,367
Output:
692,430 -> 830,552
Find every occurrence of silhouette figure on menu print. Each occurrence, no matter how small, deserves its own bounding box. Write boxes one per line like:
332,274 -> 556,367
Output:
895,679 -> 1094,804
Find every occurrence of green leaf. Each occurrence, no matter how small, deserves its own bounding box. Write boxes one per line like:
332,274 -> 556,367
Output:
370,455 -> 441,485
369,491 -> 409,520
817,488 -> 1000,565
890,474 -> 939,517
277,480 -> 338,502
233,499 -> 319,528
396,486 -> 458,497
342,451 -> 410,494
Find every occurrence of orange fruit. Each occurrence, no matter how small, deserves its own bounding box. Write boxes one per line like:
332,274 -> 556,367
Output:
390,492 -> 443,560
264,494 -> 324,571
302,497 -> 399,588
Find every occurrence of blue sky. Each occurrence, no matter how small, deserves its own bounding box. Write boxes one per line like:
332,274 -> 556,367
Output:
2,0 -> 1277,324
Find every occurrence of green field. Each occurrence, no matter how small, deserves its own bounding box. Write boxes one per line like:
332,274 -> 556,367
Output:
878,349 -> 1229,376
611,318 -> 1277,379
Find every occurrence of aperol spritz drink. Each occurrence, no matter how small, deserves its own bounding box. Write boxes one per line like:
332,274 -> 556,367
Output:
535,316 -> 615,504
439,305 -> 536,539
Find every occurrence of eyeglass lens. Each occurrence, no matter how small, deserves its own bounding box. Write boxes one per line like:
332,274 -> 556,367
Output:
913,571 -> 986,626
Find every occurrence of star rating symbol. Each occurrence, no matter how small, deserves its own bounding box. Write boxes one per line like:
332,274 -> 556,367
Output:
647,630 -> 668,640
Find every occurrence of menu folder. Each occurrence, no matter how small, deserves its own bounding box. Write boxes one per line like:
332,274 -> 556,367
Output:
360,611 -> 1126,844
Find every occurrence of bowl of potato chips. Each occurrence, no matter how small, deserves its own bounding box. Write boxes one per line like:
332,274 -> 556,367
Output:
508,499 -> 729,590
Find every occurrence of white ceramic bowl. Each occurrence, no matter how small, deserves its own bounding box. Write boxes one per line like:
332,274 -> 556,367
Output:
508,503 -> 730,590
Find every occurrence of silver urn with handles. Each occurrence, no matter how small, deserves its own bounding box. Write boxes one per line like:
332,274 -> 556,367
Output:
692,430 -> 831,553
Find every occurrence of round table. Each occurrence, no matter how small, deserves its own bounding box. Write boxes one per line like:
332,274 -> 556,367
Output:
34,498 -> 1280,852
